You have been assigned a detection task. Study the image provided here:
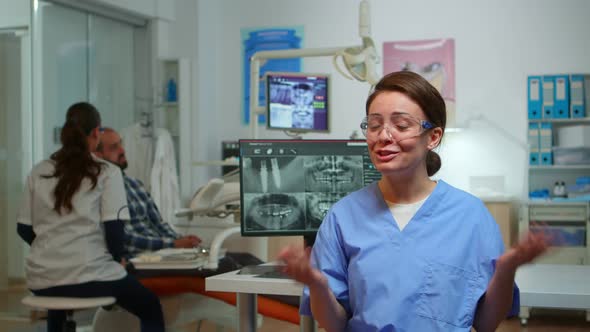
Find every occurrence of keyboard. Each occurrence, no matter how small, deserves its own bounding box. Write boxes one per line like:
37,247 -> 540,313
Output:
255,270 -> 292,279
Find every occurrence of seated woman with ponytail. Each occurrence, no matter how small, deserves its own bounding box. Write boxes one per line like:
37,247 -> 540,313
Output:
16,102 -> 165,332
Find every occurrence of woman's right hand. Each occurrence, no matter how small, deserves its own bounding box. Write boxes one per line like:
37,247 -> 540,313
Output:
278,244 -> 326,288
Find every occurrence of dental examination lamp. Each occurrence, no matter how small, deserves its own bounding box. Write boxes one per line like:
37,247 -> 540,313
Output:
175,179 -> 240,220
249,0 -> 380,138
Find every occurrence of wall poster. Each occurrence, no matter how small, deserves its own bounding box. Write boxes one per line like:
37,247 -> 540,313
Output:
383,38 -> 456,126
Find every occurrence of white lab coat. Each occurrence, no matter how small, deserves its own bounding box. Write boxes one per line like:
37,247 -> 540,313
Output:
150,129 -> 181,226
18,159 -> 130,290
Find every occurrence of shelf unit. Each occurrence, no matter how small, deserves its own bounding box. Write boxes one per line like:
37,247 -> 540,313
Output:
529,165 -> 590,170
154,58 -> 191,200
528,117 -> 590,195
155,60 -> 181,138
524,115 -> 590,265
528,117 -> 590,124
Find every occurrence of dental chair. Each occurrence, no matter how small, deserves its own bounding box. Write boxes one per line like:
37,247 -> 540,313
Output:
175,177 -> 244,268
144,178 -> 300,329
93,178 -> 268,332
93,179 -> 251,332
174,177 -> 268,267
94,178 -> 301,331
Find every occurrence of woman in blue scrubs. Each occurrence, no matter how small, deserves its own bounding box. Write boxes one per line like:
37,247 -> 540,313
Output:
279,71 -> 549,332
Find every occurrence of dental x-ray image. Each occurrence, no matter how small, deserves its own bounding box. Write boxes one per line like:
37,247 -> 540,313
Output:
243,193 -> 306,231
290,83 -> 315,129
241,156 -> 305,193
303,155 -> 364,193
269,82 -> 316,129
306,192 -> 348,229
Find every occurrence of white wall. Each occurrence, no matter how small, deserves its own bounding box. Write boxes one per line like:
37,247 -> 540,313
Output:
152,0 -> 223,199
0,0 -> 29,28
0,0 -> 32,281
189,0 -> 590,199
0,33 -> 27,281
0,34 -> 8,287
149,0 -> 201,201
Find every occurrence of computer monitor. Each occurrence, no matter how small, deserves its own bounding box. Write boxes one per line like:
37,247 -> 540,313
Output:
239,140 -> 381,238
266,72 -> 329,132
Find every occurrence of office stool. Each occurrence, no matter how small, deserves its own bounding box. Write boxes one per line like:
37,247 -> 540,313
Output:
22,295 -> 116,332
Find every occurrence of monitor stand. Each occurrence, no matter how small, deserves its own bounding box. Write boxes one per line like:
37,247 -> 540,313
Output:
283,130 -> 305,140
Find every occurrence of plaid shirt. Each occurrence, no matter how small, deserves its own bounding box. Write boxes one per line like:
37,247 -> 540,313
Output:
122,174 -> 178,258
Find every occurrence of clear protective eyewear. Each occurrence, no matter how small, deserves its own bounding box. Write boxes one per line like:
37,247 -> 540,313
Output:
360,113 -> 435,142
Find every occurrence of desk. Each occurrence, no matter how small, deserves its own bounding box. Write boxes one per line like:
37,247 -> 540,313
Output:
515,264 -> 590,325
206,268 -> 315,332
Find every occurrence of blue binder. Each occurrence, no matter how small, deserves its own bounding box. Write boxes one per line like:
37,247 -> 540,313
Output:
570,74 -> 585,118
527,76 -> 542,119
542,76 -> 555,118
528,122 -> 540,165
539,123 -> 553,165
553,75 -> 570,118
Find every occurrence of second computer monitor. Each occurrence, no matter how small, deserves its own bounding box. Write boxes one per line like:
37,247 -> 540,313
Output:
239,140 -> 381,236
266,72 -> 329,132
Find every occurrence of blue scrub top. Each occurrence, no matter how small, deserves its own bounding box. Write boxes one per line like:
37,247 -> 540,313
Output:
300,180 -> 519,332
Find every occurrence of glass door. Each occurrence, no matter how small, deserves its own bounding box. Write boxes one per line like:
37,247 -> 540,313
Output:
88,14 -> 135,131
32,1 -> 138,160
34,2 -> 89,158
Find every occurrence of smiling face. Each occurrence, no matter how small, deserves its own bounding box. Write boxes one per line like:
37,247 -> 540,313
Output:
366,91 -> 438,177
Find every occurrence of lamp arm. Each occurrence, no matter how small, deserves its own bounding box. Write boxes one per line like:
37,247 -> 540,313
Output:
251,46 -> 352,61
205,226 -> 241,269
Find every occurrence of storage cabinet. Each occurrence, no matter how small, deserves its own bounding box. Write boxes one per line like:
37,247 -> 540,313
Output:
519,202 -> 589,265
525,95 -> 590,264
524,101 -> 590,264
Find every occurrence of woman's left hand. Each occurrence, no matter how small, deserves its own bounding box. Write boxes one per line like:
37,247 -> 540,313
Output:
498,226 -> 553,271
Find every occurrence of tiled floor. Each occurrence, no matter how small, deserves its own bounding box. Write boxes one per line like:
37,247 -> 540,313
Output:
1,284 -> 589,332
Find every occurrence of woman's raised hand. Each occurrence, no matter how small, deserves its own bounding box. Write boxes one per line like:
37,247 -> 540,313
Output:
278,244 -> 326,287
499,224 -> 555,270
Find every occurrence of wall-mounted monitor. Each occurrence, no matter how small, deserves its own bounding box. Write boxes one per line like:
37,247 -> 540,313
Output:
266,72 -> 329,132
239,139 -> 381,237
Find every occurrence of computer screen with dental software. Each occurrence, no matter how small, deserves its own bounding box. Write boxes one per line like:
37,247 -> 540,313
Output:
239,139 -> 381,237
